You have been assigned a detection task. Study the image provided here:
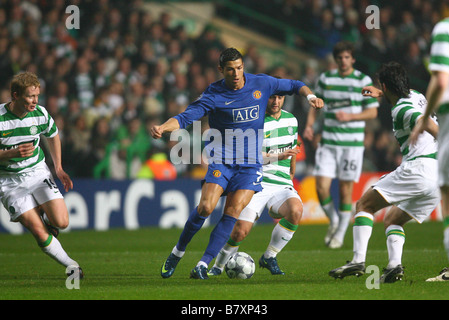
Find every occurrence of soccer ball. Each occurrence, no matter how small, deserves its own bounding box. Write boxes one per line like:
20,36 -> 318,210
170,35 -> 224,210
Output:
225,252 -> 255,279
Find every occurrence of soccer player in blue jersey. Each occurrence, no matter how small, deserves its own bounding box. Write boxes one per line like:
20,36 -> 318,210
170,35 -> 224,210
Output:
151,48 -> 323,279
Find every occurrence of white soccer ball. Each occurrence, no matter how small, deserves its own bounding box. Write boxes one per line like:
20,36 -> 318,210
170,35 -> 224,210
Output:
225,252 -> 255,279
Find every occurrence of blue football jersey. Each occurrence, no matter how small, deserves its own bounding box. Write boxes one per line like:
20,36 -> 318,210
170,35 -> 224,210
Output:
174,73 -> 305,166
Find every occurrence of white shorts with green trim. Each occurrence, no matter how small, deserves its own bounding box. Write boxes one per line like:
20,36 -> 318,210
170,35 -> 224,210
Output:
0,162 -> 63,222
313,144 -> 364,182
373,157 -> 440,223
238,183 -> 301,223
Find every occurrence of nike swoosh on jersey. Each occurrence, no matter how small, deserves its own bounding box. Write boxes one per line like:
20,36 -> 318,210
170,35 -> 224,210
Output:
225,100 -> 236,105
2,131 -> 13,137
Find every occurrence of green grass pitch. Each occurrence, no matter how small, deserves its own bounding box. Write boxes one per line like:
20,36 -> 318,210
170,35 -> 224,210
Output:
0,221 -> 447,301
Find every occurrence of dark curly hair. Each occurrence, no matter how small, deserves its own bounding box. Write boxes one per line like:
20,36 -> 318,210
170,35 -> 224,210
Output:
219,48 -> 243,68
377,62 -> 410,98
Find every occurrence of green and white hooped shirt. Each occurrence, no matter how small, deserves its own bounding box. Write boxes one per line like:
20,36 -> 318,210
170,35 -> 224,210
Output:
0,103 -> 58,174
391,90 -> 438,162
262,110 -> 298,187
315,69 -> 379,147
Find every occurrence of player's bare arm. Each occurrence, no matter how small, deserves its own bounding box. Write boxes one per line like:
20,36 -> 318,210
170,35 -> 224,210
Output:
333,85 -> 380,122
416,116 -> 439,140
303,106 -> 318,141
150,118 -> 181,139
46,134 -> 73,192
335,107 -> 378,122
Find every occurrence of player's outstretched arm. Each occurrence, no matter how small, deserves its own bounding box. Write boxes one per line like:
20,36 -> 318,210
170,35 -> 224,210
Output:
150,118 -> 181,139
335,106 -> 378,122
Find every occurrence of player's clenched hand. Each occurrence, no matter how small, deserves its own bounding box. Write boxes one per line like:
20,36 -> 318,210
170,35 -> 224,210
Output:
303,125 -> 314,141
362,86 -> 383,98
150,125 -> 163,139
309,97 -> 324,109
10,142 -> 35,159
279,148 -> 300,160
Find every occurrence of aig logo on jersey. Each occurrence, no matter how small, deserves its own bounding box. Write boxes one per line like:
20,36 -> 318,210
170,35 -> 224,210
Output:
232,105 -> 259,123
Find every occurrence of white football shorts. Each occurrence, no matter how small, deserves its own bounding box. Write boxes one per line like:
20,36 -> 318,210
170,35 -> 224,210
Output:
238,183 -> 302,223
372,157 -> 440,223
313,144 -> 364,182
437,113 -> 449,187
0,162 -> 63,222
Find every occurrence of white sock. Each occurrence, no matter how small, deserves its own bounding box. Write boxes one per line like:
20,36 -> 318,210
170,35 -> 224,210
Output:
385,225 -> 405,268
40,235 -> 79,268
321,198 -> 339,227
332,209 -> 352,243
264,219 -> 297,258
172,246 -> 185,258
351,212 -> 374,263
196,261 -> 208,268
213,243 -> 239,270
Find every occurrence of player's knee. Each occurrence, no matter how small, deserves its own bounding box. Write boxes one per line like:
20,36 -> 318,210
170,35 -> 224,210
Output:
356,197 -> 380,215
231,227 -> 248,243
288,204 -> 303,225
224,206 -> 242,219
355,198 -> 371,213
197,202 -> 214,217
231,221 -> 252,242
281,200 -> 303,224
54,217 -> 69,230
355,200 -> 365,213
48,212 -> 69,230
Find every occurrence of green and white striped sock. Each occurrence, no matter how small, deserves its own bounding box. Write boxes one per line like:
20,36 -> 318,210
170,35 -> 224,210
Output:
385,225 -> 405,268
264,218 -> 298,258
214,239 -> 240,270
40,234 -> 79,268
351,212 -> 374,263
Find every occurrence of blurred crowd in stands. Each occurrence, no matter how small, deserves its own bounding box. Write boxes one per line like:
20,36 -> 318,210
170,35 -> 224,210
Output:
0,0 -> 443,180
